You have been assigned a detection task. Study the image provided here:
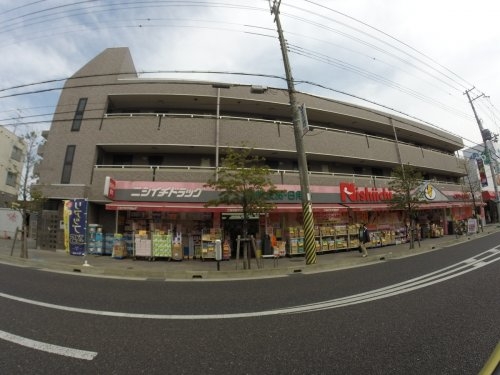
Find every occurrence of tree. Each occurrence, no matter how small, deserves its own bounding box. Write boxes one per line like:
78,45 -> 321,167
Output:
12,131 -> 45,258
204,146 -> 282,266
388,164 -> 425,249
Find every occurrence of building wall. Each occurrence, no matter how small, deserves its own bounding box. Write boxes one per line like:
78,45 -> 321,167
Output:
36,47 -> 467,207
0,127 -> 26,206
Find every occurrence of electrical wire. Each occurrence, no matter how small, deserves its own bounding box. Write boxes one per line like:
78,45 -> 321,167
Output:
0,0 -> 497,150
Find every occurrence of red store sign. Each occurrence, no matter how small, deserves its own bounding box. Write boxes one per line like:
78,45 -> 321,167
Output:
340,182 -> 393,203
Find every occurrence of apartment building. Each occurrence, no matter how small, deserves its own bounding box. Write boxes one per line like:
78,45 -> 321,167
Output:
35,47 -> 476,252
0,127 -> 25,208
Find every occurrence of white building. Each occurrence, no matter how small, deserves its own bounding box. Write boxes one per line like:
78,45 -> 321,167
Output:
0,127 -> 26,208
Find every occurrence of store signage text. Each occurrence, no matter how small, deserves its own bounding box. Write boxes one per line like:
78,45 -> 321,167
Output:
453,192 -> 471,200
268,191 -> 302,201
340,182 -> 392,202
130,187 -> 203,199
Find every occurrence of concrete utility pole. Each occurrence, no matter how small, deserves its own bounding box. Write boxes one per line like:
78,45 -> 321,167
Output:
269,0 -> 316,265
465,89 -> 500,221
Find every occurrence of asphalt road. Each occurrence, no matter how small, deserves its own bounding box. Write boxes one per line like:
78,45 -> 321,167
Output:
0,233 -> 499,374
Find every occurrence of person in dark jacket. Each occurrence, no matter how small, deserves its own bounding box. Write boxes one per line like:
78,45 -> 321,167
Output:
359,224 -> 369,257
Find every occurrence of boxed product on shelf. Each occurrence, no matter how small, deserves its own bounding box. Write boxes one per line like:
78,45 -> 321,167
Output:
328,239 -> 336,250
297,238 -> 304,252
335,238 -> 347,248
112,234 -> 127,259
335,226 -> 347,235
348,224 -> 359,234
104,233 -> 115,255
152,233 -> 172,258
321,239 -> 329,251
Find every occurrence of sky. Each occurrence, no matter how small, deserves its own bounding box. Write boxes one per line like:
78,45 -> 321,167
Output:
1,0 -> 499,152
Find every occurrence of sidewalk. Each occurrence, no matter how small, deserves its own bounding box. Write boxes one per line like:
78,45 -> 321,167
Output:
1,225 -> 499,280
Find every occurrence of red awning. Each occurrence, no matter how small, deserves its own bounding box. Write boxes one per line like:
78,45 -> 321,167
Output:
106,202 -> 228,212
416,202 -> 449,209
342,203 -> 393,211
343,202 -> 469,211
482,191 -> 496,201
105,202 -> 347,213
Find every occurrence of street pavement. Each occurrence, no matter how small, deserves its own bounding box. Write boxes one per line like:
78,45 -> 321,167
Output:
1,225 -> 499,280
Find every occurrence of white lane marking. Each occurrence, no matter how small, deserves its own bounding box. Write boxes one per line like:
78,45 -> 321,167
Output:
293,248 -> 500,311
0,249 -> 499,320
0,329 -> 97,360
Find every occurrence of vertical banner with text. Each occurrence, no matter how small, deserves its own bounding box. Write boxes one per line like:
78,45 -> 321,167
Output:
68,199 -> 88,256
63,200 -> 71,253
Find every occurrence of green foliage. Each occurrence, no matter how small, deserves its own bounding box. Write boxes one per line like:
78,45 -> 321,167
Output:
388,164 -> 426,249
388,164 -> 425,216
205,146 -> 281,219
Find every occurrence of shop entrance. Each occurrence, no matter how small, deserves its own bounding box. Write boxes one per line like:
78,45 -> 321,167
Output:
222,213 -> 259,258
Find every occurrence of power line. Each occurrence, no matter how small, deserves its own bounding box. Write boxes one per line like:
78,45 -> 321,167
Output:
0,0 -> 496,148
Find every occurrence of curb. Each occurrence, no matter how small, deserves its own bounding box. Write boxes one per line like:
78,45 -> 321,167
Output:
1,227 -> 499,280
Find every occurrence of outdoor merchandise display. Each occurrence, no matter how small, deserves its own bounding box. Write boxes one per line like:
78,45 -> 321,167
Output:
81,204 -> 453,266
87,224 -> 103,255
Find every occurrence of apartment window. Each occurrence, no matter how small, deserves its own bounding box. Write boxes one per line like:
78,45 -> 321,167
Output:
61,145 -> 76,184
371,167 -> 384,176
11,146 -> 23,162
71,98 -> 88,131
6,171 -> 17,187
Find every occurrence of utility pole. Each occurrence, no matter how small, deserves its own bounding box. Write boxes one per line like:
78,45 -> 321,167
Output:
465,88 -> 500,222
269,0 -> 316,265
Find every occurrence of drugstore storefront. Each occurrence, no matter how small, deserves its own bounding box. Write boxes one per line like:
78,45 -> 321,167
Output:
102,179 -> 476,258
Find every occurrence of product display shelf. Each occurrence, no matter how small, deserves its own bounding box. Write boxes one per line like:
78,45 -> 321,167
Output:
103,233 -> 115,255
87,224 -> 103,255
394,227 -> 407,245
134,232 -> 152,260
367,226 -> 398,248
201,228 -> 222,261
347,224 -> 360,249
151,233 -> 172,260
310,224 -> 363,253
316,226 -> 336,253
112,234 -> 128,259
286,226 -> 304,256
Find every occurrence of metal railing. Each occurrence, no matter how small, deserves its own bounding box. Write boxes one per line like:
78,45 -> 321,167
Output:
103,112 -> 456,157
93,164 -> 461,187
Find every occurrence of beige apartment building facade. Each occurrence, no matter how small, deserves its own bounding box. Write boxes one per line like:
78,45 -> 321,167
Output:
35,47 -> 477,254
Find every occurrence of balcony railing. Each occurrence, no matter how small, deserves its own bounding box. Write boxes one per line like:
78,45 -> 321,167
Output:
93,164 -> 461,188
103,112 -> 457,157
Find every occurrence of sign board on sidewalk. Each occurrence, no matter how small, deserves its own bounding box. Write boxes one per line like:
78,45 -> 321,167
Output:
467,218 -> 477,235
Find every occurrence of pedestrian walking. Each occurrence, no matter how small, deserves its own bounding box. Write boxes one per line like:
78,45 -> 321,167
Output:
359,223 -> 369,257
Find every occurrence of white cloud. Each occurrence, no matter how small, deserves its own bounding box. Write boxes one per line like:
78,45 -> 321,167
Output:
0,0 -> 498,146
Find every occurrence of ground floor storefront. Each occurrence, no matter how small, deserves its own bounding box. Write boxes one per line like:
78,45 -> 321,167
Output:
57,179 -> 478,260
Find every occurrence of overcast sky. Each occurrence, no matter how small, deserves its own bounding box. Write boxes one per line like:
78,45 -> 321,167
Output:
1,0 -> 499,151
